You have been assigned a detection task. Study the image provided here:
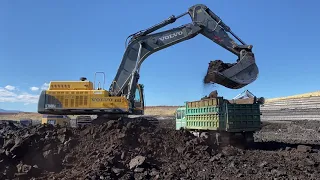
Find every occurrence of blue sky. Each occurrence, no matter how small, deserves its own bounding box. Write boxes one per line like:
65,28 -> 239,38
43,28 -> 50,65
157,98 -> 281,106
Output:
1,0 -> 319,112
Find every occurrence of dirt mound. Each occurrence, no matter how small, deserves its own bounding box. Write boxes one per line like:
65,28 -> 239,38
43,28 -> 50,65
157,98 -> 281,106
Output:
1,118 -> 320,179
0,123 -> 77,179
0,118 -> 214,179
201,90 -> 218,100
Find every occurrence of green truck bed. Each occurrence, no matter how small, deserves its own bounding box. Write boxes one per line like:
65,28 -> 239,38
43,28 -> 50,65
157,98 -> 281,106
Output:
175,97 -> 261,133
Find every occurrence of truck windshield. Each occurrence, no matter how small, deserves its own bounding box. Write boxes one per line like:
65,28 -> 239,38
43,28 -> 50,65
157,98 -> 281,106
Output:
176,110 -> 182,119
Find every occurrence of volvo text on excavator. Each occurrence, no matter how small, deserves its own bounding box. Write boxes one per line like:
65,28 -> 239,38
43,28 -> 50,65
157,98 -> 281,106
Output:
37,4 -> 259,121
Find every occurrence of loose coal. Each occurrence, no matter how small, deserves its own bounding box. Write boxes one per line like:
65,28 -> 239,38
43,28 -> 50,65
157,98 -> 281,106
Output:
203,60 -> 235,84
1,119 -> 320,179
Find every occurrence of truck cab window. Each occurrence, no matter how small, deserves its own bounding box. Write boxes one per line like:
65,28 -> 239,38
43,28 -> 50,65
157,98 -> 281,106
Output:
48,120 -> 56,125
176,110 -> 182,119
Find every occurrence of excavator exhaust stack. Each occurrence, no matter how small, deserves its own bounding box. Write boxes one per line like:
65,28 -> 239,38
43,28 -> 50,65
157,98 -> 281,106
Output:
204,51 -> 258,89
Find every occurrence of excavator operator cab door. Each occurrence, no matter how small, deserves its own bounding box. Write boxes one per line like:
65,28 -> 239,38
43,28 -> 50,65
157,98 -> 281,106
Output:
133,84 -> 145,115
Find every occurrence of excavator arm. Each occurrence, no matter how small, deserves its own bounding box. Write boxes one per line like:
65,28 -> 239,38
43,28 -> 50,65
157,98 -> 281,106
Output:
109,4 -> 258,108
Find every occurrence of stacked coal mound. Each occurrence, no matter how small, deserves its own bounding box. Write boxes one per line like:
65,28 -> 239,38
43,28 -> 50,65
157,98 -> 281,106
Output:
1,118 -> 320,180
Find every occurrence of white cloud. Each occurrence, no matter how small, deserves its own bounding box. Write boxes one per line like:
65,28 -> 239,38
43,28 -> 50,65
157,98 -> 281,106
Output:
0,82 -> 50,105
0,88 -> 16,96
30,87 -> 40,91
0,87 -> 40,104
5,85 -> 16,91
41,83 -> 49,90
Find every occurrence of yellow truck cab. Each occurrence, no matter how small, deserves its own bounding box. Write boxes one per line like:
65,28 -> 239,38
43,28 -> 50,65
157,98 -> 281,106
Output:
41,115 -> 70,126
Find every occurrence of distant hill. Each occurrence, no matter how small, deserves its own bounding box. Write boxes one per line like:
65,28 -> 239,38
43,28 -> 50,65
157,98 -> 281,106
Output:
265,91 -> 320,103
145,106 -> 179,116
0,109 -> 22,113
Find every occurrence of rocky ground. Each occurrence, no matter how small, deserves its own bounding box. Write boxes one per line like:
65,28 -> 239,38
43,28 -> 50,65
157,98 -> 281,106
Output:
255,120 -> 320,145
0,118 -> 320,180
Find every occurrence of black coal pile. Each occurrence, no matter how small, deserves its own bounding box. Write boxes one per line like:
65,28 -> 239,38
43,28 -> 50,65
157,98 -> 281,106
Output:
41,118 -> 217,180
0,118 -> 320,180
0,122 -> 78,179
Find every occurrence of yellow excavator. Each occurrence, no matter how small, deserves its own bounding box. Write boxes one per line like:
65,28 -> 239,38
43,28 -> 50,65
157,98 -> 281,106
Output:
37,4 -> 259,122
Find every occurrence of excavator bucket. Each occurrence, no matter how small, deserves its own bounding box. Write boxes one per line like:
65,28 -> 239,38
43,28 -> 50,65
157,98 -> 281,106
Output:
204,54 -> 258,89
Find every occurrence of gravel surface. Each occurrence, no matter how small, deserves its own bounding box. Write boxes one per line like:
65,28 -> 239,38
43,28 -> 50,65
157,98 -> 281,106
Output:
255,120 -> 320,145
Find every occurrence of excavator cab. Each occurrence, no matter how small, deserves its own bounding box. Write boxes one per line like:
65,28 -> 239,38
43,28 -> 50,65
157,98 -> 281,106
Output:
132,84 -> 145,115
94,72 -> 145,115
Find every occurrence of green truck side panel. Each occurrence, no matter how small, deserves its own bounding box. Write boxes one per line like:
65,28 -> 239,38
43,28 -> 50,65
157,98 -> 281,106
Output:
175,99 -> 261,132
186,106 -> 221,115
225,103 -> 261,132
185,113 -> 226,130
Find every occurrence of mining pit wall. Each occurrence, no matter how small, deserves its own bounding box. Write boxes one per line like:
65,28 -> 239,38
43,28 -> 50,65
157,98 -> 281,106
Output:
261,94 -> 320,121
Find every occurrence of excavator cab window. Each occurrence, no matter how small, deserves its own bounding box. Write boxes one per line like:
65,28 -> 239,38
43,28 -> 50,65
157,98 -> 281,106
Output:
134,88 -> 141,102
133,84 -> 144,115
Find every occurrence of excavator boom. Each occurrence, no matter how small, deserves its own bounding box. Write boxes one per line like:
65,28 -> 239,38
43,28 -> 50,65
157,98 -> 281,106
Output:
109,4 -> 258,108
37,4 -> 258,117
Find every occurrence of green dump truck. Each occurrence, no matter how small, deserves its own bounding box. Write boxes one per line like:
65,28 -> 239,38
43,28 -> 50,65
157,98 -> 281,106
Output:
175,96 -> 262,147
